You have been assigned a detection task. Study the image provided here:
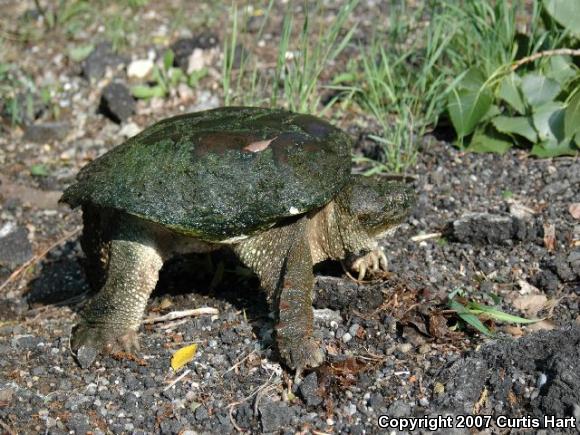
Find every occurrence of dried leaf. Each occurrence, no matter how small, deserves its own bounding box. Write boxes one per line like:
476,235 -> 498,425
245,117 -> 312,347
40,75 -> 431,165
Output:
512,294 -> 548,317
543,223 -> 556,252
526,319 -> 556,332
517,279 -> 540,295
428,314 -> 448,338
503,325 -> 524,337
171,343 -> 198,371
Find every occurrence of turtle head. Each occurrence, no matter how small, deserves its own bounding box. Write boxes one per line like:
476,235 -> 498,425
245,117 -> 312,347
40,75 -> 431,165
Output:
340,175 -> 416,238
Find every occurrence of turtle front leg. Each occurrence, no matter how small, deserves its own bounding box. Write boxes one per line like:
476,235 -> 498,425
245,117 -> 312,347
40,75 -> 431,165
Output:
71,234 -> 163,366
234,221 -> 324,372
275,235 -> 324,372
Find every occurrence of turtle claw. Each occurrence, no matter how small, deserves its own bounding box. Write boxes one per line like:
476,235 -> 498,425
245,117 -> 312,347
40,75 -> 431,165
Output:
351,248 -> 388,281
71,323 -> 140,368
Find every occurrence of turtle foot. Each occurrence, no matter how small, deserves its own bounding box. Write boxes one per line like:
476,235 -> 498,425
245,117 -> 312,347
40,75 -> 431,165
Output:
350,247 -> 388,281
71,322 -> 140,368
278,336 -> 325,375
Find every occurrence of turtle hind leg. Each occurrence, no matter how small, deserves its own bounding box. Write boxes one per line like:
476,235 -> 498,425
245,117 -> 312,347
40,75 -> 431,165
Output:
72,214 -> 164,367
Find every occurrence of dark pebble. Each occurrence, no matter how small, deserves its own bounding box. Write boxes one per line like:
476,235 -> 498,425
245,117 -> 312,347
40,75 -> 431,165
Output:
66,413 -> 91,434
170,32 -> 219,70
195,405 -> 209,421
23,122 -> 69,143
12,335 -> 42,350
259,401 -> 293,433
75,345 -> 98,369
299,372 -> 323,407
449,213 -> 515,245
99,82 -> 135,123
82,42 -> 127,80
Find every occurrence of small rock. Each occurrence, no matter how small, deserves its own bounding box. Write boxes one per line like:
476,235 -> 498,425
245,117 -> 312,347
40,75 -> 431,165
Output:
349,323 -> 361,337
313,308 -> 342,323
397,342 -> 413,354
0,388 -> 13,404
67,413 -> 91,434
188,90 -> 219,112
75,345 -> 98,369
299,372 -> 323,407
342,332 -> 352,343
127,59 -> 154,79
554,253 -> 578,282
449,212 -> 526,245
0,227 -> 33,268
569,250 -> 580,276
99,83 -> 135,123
187,48 -> 207,73
194,405 -> 208,421
171,32 -> 219,70
534,269 -> 559,294
235,403 -> 253,428
23,122 -> 69,143
119,122 -> 141,138
177,83 -> 195,102
259,401 -> 293,433
82,42 -> 127,80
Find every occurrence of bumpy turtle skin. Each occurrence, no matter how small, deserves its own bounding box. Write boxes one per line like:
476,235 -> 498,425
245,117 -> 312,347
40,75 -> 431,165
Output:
71,214 -> 164,354
234,217 -> 323,369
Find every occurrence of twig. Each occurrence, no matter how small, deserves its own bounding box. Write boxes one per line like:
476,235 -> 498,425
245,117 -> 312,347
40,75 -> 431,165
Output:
511,48 -> 580,71
227,375 -> 280,433
143,307 -> 219,324
225,350 -> 258,374
0,227 -> 81,293
411,232 -> 442,242
163,369 -> 191,391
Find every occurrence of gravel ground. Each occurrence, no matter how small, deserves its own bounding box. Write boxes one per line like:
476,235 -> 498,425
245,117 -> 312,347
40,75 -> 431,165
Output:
1,1 -> 579,434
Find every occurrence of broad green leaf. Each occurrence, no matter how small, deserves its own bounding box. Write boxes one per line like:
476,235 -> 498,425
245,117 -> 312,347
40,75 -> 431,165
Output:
545,56 -> 577,85
481,105 -> 501,123
491,115 -> 537,142
30,164 -> 49,176
521,74 -> 560,107
467,302 -> 542,324
130,85 -> 166,99
543,0 -> 580,37
467,129 -> 513,154
531,140 -> 577,157
449,300 -> 493,336
448,87 -> 492,138
68,44 -> 94,62
532,101 -> 565,143
458,67 -> 487,91
163,49 -> 175,71
498,73 -> 525,114
564,91 -> 580,139
171,343 -> 198,371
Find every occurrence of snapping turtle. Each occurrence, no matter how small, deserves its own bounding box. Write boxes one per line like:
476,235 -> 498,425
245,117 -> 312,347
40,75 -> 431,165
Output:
62,106 -> 415,372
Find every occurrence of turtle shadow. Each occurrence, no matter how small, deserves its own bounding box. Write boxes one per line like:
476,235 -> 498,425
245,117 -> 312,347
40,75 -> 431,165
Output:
26,241 -> 272,342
